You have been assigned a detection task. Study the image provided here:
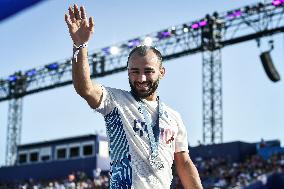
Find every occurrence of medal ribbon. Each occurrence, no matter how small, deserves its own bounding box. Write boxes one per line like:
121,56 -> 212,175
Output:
131,92 -> 164,169
139,97 -> 162,156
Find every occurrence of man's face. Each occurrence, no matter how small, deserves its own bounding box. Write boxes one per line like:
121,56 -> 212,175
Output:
128,50 -> 165,99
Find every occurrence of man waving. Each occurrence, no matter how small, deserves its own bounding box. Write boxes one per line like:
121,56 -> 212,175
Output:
65,4 -> 203,189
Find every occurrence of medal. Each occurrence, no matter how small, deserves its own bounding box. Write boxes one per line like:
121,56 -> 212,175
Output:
149,154 -> 164,170
132,92 -> 164,170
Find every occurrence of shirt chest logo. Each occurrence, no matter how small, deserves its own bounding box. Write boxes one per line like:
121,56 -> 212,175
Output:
132,119 -> 176,144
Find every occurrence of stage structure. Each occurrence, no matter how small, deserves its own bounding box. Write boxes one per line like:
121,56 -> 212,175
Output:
1,0 -> 284,165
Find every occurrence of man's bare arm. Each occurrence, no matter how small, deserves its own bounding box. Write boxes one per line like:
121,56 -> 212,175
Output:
65,4 -> 102,108
174,151 -> 203,189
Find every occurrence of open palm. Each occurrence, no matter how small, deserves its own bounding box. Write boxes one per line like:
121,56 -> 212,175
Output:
65,4 -> 94,46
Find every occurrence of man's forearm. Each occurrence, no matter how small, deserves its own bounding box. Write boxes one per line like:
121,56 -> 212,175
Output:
180,158 -> 203,189
175,152 -> 203,189
72,47 -> 94,96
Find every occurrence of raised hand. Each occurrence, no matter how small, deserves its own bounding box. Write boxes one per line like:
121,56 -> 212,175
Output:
65,4 -> 94,46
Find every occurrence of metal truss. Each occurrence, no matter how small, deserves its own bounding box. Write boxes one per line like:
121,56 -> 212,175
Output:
5,98 -> 22,166
202,50 -> 223,144
1,2 -> 284,102
1,1 -> 284,163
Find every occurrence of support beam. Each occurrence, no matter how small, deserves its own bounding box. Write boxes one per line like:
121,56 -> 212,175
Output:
202,49 -> 223,144
6,98 -> 23,166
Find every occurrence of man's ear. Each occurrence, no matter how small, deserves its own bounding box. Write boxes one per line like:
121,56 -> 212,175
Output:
159,66 -> 166,79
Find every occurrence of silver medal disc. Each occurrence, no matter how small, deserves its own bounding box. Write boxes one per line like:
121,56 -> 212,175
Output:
149,154 -> 164,170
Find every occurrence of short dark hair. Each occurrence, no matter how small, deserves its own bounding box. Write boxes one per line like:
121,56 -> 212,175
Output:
127,45 -> 163,67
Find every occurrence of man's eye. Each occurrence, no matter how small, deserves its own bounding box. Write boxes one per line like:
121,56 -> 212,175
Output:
132,71 -> 139,74
145,70 -> 154,74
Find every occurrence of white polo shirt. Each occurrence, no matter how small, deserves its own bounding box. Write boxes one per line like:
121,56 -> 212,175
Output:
94,86 -> 189,189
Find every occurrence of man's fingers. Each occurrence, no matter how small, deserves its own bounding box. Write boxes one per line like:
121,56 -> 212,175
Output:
88,17 -> 95,32
68,6 -> 76,23
74,4 -> 81,20
80,6 -> 87,20
64,14 -> 72,28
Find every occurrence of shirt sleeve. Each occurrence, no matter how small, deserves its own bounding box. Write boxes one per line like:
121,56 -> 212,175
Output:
93,85 -> 116,116
175,113 -> 189,153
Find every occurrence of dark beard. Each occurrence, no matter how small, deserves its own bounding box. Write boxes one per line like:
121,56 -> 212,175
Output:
129,78 -> 159,99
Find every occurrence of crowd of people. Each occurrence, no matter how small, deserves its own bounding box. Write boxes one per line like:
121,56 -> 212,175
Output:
0,153 -> 283,189
0,171 -> 109,189
171,153 -> 284,189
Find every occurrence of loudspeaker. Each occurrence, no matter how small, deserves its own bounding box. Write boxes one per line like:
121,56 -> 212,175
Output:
260,51 -> 281,82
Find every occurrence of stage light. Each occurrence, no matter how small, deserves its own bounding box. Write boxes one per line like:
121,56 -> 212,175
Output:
25,69 -> 37,77
244,6 -> 253,14
260,51 -> 281,82
92,53 -> 98,62
183,24 -> 189,33
45,63 -> 59,70
234,10 -> 242,17
191,23 -> 199,29
128,39 -> 140,48
157,30 -> 171,40
102,47 -> 110,55
227,11 -> 234,18
143,37 -> 153,46
8,75 -> 17,82
272,0 -> 282,6
199,20 -> 207,27
227,10 -> 242,18
170,27 -> 176,35
110,46 -> 120,55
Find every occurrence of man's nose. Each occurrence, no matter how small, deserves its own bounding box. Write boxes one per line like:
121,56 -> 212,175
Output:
138,74 -> 146,82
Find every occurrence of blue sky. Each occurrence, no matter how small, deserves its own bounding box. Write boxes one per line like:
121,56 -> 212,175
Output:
0,0 -> 283,166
